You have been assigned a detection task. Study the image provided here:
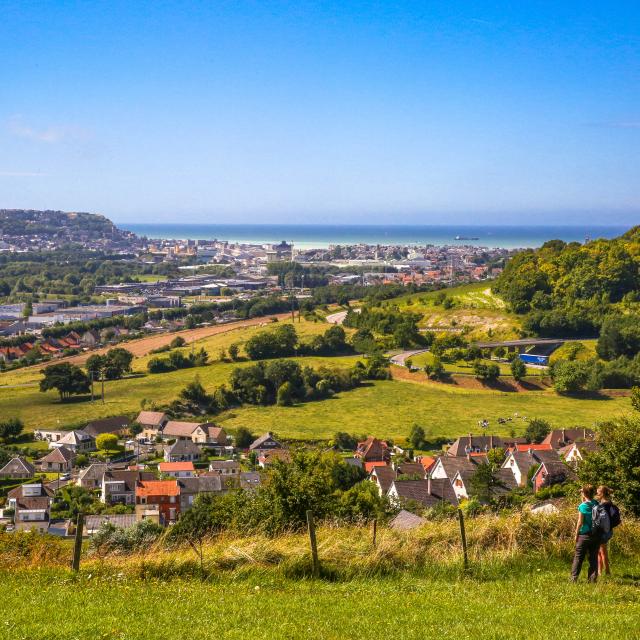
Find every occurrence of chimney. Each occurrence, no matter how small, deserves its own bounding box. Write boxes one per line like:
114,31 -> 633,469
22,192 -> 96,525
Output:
427,475 -> 432,495
467,453 -> 472,462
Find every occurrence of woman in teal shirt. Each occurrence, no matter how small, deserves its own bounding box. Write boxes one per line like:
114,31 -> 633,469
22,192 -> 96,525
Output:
570,485 -> 599,582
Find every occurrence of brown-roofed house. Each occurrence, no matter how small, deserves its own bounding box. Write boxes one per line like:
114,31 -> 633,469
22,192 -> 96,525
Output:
542,428 -> 595,450
355,436 -> 390,462
0,456 -> 35,479
84,415 -> 130,439
136,411 -> 168,441
38,446 -> 74,473
447,434 -> 505,457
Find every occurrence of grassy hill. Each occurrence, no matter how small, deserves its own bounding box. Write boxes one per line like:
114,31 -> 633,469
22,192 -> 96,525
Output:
0,316 -> 630,440
376,281 -> 521,340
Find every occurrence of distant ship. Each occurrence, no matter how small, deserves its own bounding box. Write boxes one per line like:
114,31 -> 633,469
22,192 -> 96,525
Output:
454,235 -> 480,241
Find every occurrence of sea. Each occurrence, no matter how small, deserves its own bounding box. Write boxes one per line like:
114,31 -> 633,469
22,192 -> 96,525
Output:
120,223 -> 629,250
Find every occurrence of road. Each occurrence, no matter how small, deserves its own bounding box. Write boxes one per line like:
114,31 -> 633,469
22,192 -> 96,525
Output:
389,349 -> 430,367
326,307 -> 360,325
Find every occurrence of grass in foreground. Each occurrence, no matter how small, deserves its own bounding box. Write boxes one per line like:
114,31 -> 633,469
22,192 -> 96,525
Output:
1,565 -> 639,640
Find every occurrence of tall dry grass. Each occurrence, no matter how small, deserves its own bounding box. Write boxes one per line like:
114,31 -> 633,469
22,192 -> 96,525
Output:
3,506 -> 639,580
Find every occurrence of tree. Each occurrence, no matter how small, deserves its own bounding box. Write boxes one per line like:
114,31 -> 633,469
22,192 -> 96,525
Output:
0,417 -> 23,442
234,426 -> 254,449
40,363 -> 90,401
631,386 -> 640,412
87,348 -> 133,380
425,355 -> 445,380
473,360 -> 499,382
332,432 -> 358,451
510,357 -> 526,382
96,433 -> 119,452
579,415 -> 640,516
409,424 -> 426,450
486,447 -> 506,466
130,422 -> 143,438
228,343 -> 240,361
50,485 -> 94,519
185,315 -> 197,329
277,381 -> 294,406
170,336 -> 186,349
551,360 -> 589,393
524,418 -> 551,444
179,377 -> 213,413
597,315 -> 640,360
469,462 -> 500,503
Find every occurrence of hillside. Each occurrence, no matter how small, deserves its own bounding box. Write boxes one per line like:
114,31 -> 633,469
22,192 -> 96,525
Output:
0,317 -> 629,440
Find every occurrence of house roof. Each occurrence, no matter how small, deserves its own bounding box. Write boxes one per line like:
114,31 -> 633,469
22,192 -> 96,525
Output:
396,462 -> 425,477
390,479 -> 442,508
416,455 -> 436,473
364,460 -> 389,474
208,460 -> 240,470
533,460 -> 577,484
178,475 -> 223,494
136,411 -> 167,427
356,436 -> 390,461
447,435 -> 504,456
85,514 -> 137,531
84,416 -> 130,438
370,465 -> 397,494
158,461 -> 195,472
136,479 -> 180,497
58,430 -> 94,446
542,428 -> 595,448
240,472 -> 261,490
77,463 -> 109,483
426,477 -> 458,505
0,456 -> 35,476
434,455 -> 487,480
166,439 -> 201,455
511,443 -> 553,452
104,470 -> 154,492
39,446 -> 73,464
389,509 -> 426,531
162,420 -> 213,438
258,449 -> 291,464
249,432 -> 282,450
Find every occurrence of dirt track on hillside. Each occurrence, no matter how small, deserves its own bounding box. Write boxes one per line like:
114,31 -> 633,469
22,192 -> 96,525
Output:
24,313 -> 291,368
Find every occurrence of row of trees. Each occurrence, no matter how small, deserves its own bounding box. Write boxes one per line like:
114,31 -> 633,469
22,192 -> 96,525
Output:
147,347 -> 209,374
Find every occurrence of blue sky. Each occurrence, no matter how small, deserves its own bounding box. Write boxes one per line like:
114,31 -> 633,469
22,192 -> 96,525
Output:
1,1 -> 639,225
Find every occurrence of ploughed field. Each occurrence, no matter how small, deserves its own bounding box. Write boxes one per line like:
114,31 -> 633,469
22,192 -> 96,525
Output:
2,566 -> 639,640
0,317 -> 629,440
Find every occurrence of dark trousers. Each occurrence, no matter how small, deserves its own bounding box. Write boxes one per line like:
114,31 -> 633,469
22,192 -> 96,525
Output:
571,534 -> 599,582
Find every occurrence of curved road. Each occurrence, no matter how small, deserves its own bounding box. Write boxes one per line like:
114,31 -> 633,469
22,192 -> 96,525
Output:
389,349 -> 430,367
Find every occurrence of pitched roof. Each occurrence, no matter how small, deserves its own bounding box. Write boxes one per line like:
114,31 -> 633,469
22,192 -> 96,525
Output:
533,460 -> 577,485
426,477 -> 458,505
511,443 -> 553,452
447,435 -> 504,456
416,455 -> 436,473
356,436 -> 390,461
178,475 -> 223,494
396,462 -> 425,477
84,416 -> 130,437
166,439 -> 201,456
85,514 -> 137,531
39,446 -> 73,464
364,460 -> 390,474
77,463 -> 109,483
542,428 -> 595,448
370,465 -> 396,494
390,479 -> 442,508
249,432 -> 282,450
104,469 -> 154,492
240,471 -> 261,490
208,460 -> 240,470
136,479 -> 180,497
162,421 -> 213,438
136,411 -> 167,427
0,457 -> 35,476
57,430 -> 94,446
258,449 -> 291,464
389,509 -> 426,531
158,461 -> 195,473
434,455 -> 487,480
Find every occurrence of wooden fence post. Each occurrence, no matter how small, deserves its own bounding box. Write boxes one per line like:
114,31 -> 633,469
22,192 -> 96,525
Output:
372,518 -> 377,548
457,508 -> 469,573
306,509 -> 319,577
71,511 -> 84,572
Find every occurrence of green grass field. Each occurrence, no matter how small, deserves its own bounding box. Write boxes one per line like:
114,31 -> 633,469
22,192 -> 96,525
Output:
407,351 -> 540,376
2,566 -> 639,640
381,281 -> 520,340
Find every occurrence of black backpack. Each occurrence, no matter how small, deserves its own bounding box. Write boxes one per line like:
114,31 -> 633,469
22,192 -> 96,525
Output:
591,503 -> 611,537
608,503 -> 621,528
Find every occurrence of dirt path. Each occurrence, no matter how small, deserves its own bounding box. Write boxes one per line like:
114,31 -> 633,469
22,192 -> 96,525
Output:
22,313 -> 291,369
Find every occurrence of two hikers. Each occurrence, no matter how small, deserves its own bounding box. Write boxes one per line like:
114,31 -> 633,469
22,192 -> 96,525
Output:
571,484 -> 621,582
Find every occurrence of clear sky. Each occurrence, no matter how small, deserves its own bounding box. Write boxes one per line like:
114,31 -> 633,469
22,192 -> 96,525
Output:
1,1 -> 639,225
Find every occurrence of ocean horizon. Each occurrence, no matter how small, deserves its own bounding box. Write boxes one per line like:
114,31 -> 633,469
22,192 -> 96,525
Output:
119,223 -> 629,250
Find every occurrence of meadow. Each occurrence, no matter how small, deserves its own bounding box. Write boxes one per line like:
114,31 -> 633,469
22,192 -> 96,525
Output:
381,281 -> 521,340
2,508 -> 640,640
0,314 -> 629,440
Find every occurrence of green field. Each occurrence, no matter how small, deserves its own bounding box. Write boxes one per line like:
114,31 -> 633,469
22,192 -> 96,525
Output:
382,281 -> 520,340
0,316 -> 630,441
2,566 -> 639,640
407,351 -> 540,376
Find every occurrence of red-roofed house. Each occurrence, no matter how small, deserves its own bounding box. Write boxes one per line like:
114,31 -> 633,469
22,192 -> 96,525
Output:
135,480 -> 180,525
510,443 -> 553,453
364,460 -> 390,474
158,461 -> 195,478
355,436 -> 390,463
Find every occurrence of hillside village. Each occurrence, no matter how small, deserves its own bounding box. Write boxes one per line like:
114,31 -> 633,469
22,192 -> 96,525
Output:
0,400 -> 596,535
